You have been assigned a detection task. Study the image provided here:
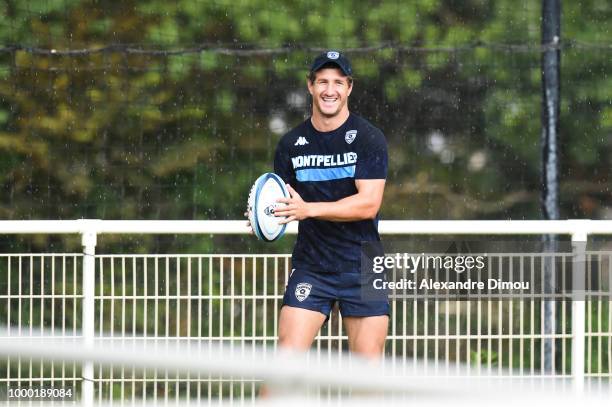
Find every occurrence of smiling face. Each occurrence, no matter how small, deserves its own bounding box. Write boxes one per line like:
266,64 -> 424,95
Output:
307,67 -> 353,119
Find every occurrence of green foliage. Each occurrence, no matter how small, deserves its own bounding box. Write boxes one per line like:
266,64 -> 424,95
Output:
471,349 -> 498,366
0,0 -> 609,236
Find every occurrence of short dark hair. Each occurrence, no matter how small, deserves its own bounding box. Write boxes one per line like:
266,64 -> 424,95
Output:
308,62 -> 353,85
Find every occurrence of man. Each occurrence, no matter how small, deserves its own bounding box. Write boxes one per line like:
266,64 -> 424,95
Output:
248,51 -> 388,359
271,50 -> 389,359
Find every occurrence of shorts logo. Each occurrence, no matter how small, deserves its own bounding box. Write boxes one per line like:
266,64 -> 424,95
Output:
345,130 -> 357,144
295,282 -> 312,302
327,51 -> 340,60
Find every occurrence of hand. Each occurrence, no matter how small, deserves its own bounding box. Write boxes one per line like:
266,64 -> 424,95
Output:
244,211 -> 254,235
274,184 -> 310,224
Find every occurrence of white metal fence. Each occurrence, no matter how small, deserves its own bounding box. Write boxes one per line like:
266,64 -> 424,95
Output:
1,219 -> 611,404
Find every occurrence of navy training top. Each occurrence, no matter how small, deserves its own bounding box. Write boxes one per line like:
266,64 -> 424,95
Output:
274,113 -> 388,273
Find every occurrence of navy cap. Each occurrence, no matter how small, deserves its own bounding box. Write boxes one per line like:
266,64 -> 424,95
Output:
310,51 -> 352,76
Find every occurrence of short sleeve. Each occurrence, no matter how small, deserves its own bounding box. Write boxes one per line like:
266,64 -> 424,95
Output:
274,140 -> 294,185
354,128 -> 388,179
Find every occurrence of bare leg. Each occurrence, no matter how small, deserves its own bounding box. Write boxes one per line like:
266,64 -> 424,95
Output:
278,305 -> 326,350
260,306 -> 326,397
343,315 -> 389,359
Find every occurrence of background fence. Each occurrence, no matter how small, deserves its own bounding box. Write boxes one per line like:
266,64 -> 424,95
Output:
0,219 -> 611,404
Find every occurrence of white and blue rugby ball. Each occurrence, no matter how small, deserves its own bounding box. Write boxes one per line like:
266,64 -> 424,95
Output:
247,173 -> 290,242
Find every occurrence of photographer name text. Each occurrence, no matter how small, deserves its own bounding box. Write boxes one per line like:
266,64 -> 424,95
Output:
373,278 -> 530,290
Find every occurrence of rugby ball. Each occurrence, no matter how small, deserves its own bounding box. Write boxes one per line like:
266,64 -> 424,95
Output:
247,173 -> 290,242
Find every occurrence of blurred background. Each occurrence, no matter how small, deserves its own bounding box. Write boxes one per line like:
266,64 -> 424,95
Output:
0,3 -> 610,399
0,0 -> 610,252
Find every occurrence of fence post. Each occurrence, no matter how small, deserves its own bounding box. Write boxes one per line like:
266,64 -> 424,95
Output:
571,226 -> 586,394
81,221 -> 98,407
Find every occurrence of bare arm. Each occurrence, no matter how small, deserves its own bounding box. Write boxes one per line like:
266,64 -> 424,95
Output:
274,179 -> 386,223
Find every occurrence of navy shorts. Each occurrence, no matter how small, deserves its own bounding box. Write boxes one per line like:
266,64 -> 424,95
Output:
282,268 -> 390,319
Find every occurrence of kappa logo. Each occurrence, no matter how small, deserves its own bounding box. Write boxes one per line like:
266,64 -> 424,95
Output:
345,130 -> 357,144
295,282 -> 312,302
294,136 -> 309,146
327,51 -> 340,60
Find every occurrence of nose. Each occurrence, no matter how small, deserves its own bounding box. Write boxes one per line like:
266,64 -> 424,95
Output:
322,83 -> 336,95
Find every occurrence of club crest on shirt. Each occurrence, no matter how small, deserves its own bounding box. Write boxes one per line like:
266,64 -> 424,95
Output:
345,130 -> 357,144
295,282 -> 312,302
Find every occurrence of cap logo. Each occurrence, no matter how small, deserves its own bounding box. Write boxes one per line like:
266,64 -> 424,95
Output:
326,51 -> 340,60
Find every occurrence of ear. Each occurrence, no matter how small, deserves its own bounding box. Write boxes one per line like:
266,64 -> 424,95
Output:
306,78 -> 314,96
347,80 -> 353,97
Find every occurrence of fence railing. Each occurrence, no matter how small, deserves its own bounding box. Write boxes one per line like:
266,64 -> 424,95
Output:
1,219 -> 611,405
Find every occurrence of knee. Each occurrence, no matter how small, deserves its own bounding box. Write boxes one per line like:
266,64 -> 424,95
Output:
350,334 -> 386,359
353,343 -> 385,360
278,330 -> 312,352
